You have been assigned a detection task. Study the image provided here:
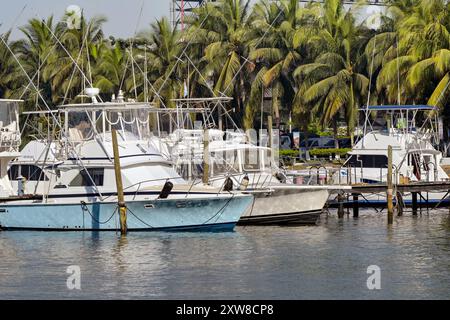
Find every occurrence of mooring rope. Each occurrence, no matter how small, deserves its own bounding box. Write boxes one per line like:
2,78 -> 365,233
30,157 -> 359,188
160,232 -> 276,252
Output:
80,201 -> 118,225
126,206 -> 155,229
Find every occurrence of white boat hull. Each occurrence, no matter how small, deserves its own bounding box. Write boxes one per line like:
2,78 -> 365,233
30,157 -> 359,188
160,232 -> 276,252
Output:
240,187 -> 329,225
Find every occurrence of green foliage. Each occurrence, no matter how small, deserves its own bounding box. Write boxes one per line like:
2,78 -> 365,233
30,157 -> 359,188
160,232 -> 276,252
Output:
279,148 -> 351,159
279,149 -> 300,158
308,148 -> 351,158
0,0 -> 449,133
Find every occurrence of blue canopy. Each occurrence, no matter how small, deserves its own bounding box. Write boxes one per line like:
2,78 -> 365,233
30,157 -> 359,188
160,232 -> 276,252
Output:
360,105 -> 437,111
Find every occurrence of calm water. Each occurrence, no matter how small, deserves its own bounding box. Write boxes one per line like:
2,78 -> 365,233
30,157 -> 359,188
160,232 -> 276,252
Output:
0,209 -> 449,300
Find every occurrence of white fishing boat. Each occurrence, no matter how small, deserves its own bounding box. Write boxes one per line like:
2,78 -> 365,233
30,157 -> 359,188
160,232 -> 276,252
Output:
160,128 -> 334,225
334,105 -> 450,205
0,100 -> 22,198
0,96 -> 253,231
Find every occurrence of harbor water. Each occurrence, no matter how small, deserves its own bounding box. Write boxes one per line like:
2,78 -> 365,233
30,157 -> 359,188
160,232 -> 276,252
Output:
0,209 -> 449,300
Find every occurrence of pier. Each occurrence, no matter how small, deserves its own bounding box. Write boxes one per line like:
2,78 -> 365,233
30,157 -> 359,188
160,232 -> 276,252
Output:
329,181 -> 450,219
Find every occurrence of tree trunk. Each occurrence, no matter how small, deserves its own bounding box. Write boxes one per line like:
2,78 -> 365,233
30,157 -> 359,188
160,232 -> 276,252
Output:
333,118 -> 339,149
347,125 -> 355,147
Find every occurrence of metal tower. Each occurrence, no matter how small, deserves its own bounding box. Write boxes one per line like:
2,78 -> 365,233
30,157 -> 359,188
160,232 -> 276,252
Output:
295,0 -> 386,5
267,0 -> 387,5
171,0 -> 212,30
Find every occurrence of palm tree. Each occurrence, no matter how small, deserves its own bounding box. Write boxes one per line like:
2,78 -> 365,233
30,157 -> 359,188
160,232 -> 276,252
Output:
0,31 -> 22,99
293,0 -> 369,146
375,0 -> 450,108
92,40 -> 128,99
48,14 -> 107,104
185,0 -> 254,126
15,17 -> 58,106
245,0 -> 303,129
140,17 -> 182,108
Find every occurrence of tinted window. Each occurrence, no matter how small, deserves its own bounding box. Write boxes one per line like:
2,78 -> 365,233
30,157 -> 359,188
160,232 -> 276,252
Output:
8,165 -> 48,181
324,140 -> 335,147
8,165 -> 19,180
347,155 -> 388,168
71,168 -> 104,187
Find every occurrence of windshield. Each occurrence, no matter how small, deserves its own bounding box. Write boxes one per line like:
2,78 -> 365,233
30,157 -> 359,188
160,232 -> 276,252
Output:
66,108 -> 151,142
243,148 -> 272,171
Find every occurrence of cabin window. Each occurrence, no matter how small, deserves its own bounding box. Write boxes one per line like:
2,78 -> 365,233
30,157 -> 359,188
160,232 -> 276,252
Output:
346,155 -> 388,168
263,150 -> 272,169
243,149 -> 260,171
178,163 -> 192,180
8,165 -> 49,181
212,150 -> 240,174
70,168 -> 104,187
8,165 -> 19,180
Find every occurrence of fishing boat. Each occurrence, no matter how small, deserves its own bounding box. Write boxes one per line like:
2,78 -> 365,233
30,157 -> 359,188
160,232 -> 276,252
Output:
0,100 -> 22,198
0,95 -> 253,231
334,105 -> 450,205
160,128 -> 334,225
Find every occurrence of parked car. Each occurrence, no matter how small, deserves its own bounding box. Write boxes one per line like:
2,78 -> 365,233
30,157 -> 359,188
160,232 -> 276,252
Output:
317,138 -> 353,149
300,137 -> 335,150
279,131 -> 319,150
280,134 -> 292,150
338,138 -> 352,148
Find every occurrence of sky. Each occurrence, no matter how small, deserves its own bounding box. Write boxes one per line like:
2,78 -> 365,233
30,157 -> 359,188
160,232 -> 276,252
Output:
0,0 -> 384,40
0,0 -> 171,40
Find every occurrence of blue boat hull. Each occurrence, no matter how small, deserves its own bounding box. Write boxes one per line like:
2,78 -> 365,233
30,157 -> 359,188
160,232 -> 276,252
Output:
0,195 -> 252,232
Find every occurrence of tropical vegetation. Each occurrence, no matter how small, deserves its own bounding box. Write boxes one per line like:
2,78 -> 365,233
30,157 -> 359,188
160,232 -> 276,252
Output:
0,0 -> 449,144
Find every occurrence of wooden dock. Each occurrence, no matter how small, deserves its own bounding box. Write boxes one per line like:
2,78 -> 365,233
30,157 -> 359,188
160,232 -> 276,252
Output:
328,181 -> 450,220
350,181 -> 450,194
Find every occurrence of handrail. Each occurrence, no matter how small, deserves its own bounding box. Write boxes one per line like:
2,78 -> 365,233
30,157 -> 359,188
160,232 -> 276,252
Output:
103,176 -> 182,201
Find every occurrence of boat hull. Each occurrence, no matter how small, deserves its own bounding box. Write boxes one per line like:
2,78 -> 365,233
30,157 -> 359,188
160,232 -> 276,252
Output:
238,209 -> 322,226
241,187 -> 329,225
0,195 -> 252,232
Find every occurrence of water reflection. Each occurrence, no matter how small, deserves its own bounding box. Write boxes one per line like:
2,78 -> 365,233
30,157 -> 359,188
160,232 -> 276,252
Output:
0,209 -> 449,299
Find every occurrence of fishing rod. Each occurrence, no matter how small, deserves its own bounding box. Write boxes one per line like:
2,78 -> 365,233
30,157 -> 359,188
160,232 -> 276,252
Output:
39,16 -> 104,103
0,33 -> 105,199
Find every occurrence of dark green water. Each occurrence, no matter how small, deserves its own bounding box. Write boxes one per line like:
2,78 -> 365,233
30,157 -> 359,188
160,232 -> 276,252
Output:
0,209 -> 449,300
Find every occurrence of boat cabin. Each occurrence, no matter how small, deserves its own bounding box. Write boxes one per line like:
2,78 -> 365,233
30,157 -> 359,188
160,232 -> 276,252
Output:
340,105 -> 448,184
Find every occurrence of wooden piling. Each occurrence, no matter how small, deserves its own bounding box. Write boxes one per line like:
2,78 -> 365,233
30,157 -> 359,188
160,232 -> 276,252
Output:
202,128 -> 210,185
112,129 -> 127,235
412,192 -> 418,216
352,193 -> 359,218
387,145 -> 394,225
338,193 -> 345,218
396,192 -> 404,216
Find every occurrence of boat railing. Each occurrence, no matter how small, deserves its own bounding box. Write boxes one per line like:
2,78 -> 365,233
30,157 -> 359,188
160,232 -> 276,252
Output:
100,176 -> 181,201
308,166 -> 329,185
0,131 -> 21,149
337,163 -> 401,185
422,161 -> 438,182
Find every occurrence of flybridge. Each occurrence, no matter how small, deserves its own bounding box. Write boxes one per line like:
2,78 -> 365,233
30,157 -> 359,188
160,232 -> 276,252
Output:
360,105 -> 438,111
57,101 -> 210,113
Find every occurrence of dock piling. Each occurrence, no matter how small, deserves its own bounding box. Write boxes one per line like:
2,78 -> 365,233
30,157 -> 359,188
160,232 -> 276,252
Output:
412,192 -> 418,216
396,192 -> 404,216
352,193 -> 359,218
112,129 -> 127,235
387,145 -> 394,225
338,193 -> 345,218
